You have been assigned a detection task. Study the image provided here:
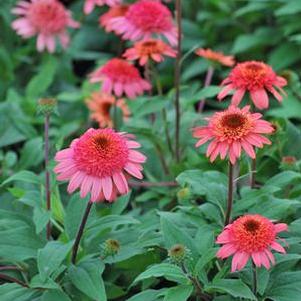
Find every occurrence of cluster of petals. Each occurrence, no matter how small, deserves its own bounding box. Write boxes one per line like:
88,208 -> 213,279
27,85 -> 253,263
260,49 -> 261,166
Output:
123,39 -> 177,66
193,105 -> 274,164
107,0 -> 178,46
54,128 -> 146,203
216,214 -> 288,272
195,48 -> 235,67
99,4 -> 129,33
89,58 -> 151,99
218,61 -> 287,110
84,0 -> 122,15
12,0 -> 79,53
86,92 -> 130,128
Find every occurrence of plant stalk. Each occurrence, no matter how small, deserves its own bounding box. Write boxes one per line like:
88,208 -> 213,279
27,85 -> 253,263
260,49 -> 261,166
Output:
224,162 -> 234,226
198,66 -> 214,112
252,261 -> 257,295
174,0 -> 182,162
71,201 -> 93,264
44,113 -> 51,240
250,158 -> 256,189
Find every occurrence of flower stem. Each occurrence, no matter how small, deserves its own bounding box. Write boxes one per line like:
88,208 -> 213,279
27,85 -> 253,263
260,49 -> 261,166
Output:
198,66 -> 214,112
224,162 -> 234,226
174,0 -> 182,163
153,66 -> 174,156
113,97 -> 118,130
252,261 -> 257,295
44,113 -> 51,240
180,263 -> 211,301
71,201 -> 93,264
0,273 -> 29,288
250,158 -> 256,189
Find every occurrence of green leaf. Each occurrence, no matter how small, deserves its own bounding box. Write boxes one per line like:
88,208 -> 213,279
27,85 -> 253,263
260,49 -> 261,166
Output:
126,289 -> 166,301
42,290 -> 71,301
26,55 -> 58,99
17,137 -> 43,169
33,207 -> 51,234
160,213 -> 199,258
133,263 -> 187,285
0,210 -> 44,261
37,241 -> 73,281
69,259 -> 106,301
1,170 -> 41,186
0,284 -> 38,301
64,194 -> 91,240
206,279 -> 256,300
163,285 -> 193,301
266,271 -> 301,301
265,171 -> 301,188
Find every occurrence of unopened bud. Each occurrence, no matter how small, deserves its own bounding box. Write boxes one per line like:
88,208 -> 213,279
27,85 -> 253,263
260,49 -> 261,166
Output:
37,98 -> 57,115
177,188 -> 191,201
168,244 -> 188,265
281,156 -> 298,171
102,239 -> 120,258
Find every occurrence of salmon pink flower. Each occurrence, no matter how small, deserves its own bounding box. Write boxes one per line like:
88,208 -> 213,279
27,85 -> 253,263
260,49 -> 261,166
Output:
99,4 -> 129,33
84,0 -> 122,15
195,48 -> 235,67
218,61 -> 287,110
193,105 -> 274,164
89,58 -> 151,99
86,92 -> 130,128
54,128 -> 146,202
108,0 -> 177,46
12,0 -> 79,53
123,39 -> 176,66
216,214 -> 288,272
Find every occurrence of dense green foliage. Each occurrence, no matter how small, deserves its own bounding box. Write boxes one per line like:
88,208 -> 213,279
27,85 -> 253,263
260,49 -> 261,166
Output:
1,0 -> 301,300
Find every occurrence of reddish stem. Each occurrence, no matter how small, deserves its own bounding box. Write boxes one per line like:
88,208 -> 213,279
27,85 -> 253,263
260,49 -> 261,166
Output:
198,66 -> 214,112
130,181 -> 178,188
224,162 -> 234,226
174,0 -> 182,163
45,114 -> 51,240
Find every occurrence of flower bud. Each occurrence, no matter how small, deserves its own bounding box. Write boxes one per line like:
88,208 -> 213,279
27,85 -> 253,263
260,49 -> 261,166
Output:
177,188 -> 191,201
37,98 -> 57,115
281,156 -> 298,171
102,239 -> 120,258
168,244 -> 188,265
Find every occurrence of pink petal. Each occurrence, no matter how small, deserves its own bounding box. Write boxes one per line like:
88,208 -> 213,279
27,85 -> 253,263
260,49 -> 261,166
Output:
270,242 -> 286,253
101,177 -> 113,200
113,172 -> 129,194
250,89 -> 269,110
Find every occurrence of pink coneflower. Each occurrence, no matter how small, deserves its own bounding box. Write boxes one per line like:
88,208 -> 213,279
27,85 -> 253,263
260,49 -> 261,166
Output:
218,61 -> 287,110
84,0 -> 122,15
54,128 -> 146,202
193,105 -> 274,164
86,92 -> 130,128
108,0 -> 178,46
195,48 -> 235,67
216,214 -> 288,272
99,4 -> 129,33
89,58 -> 151,99
123,39 -> 176,66
12,0 -> 79,53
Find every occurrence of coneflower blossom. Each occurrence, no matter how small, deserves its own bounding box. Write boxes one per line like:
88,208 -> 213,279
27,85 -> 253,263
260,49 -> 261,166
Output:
195,48 -> 235,67
123,39 -> 176,66
108,0 -> 178,46
86,92 -> 130,128
89,58 -> 151,99
216,214 -> 288,272
218,61 -> 287,110
84,0 -> 122,15
54,128 -> 146,202
193,105 -> 274,164
12,0 -> 79,53
99,4 -> 129,33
